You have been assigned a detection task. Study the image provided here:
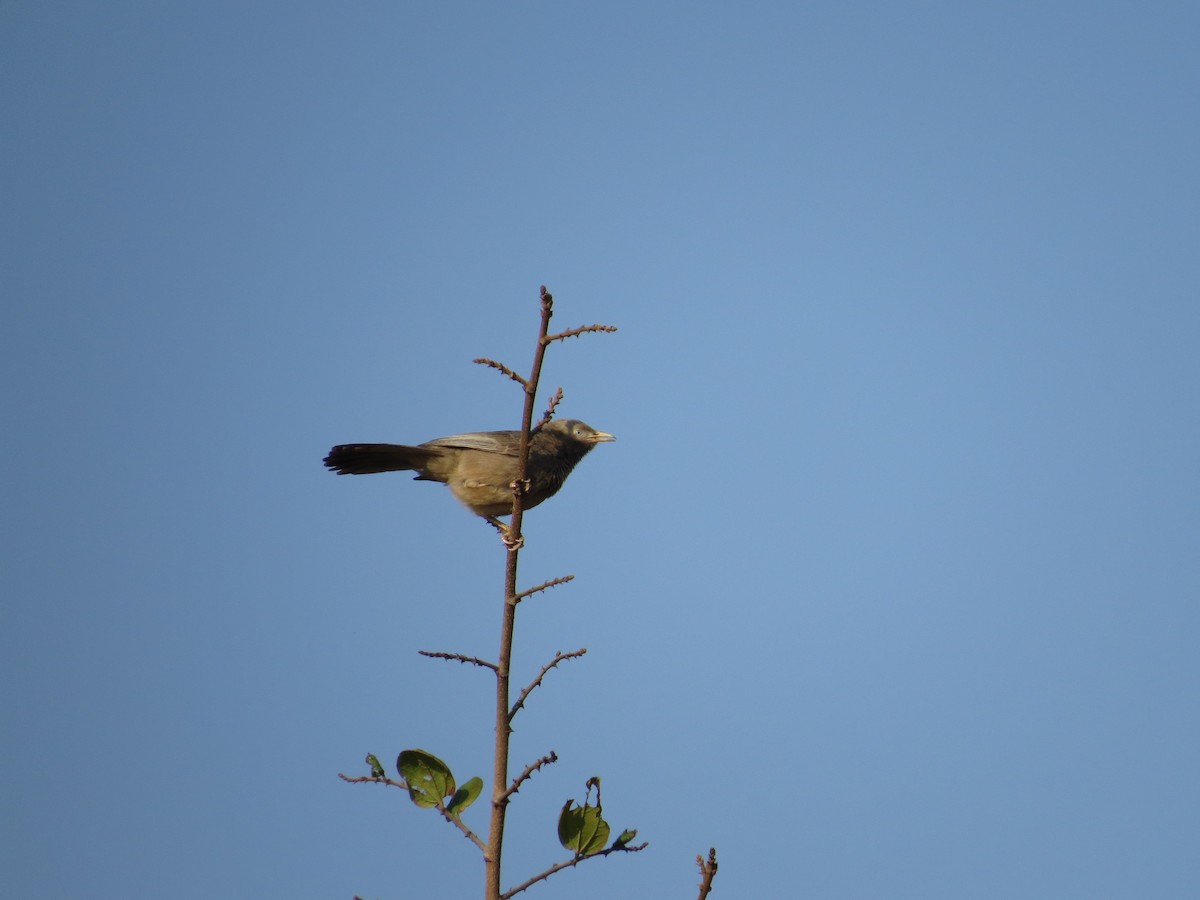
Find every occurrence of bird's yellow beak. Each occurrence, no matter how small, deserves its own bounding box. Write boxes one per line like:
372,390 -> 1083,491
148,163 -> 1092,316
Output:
589,431 -> 616,443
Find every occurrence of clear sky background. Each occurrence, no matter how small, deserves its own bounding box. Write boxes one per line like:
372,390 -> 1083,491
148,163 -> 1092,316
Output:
3,3 -> 1198,898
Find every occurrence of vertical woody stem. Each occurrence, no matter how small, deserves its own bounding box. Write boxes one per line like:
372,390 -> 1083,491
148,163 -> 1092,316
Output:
485,287 -> 555,900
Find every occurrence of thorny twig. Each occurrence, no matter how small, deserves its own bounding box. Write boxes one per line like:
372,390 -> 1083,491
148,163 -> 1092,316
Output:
339,772 -> 408,790
433,799 -> 489,854
473,357 -> 528,388
339,773 -> 488,854
545,323 -> 619,343
502,751 -> 558,801
500,841 -> 650,899
418,650 -> 499,671
514,574 -> 575,603
509,649 -> 587,721
532,387 -> 565,431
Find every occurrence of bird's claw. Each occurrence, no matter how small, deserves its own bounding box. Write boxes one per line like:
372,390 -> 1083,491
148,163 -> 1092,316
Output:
485,516 -> 524,550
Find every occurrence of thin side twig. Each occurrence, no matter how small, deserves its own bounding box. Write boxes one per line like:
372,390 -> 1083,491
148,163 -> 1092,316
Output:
696,847 -> 719,899
501,842 -> 649,899
503,751 -> 558,800
338,773 -> 489,854
509,649 -> 587,721
419,650 -> 499,671
514,574 -> 575,603
434,801 -> 489,854
531,386 -> 565,431
339,772 -> 408,790
544,323 -> 618,343
473,357 -> 529,388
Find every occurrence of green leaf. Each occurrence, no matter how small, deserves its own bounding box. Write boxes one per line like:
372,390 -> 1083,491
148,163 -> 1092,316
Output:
614,828 -> 638,847
447,776 -> 483,815
396,749 -> 456,809
365,753 -> 386,779
558,800 -> 611,856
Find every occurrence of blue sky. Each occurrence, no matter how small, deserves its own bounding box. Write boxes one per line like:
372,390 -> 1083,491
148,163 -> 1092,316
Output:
3,2 -> 1198,897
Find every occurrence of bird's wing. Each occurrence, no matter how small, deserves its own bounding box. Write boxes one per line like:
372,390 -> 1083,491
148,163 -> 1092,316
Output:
421,430 -> 523,455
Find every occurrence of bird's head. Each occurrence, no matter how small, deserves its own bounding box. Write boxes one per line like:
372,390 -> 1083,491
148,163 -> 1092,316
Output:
542,419 -> 616,445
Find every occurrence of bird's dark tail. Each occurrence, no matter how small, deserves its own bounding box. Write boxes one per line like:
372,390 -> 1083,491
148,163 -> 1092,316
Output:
323,443 -> 438,475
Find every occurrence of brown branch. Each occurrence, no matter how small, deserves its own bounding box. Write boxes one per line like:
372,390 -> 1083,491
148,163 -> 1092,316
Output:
500,842 -> 649,899
502,751 -> 557,801
338,773 -> 488,854
509,649 -> 587,721
513,574 -> 575,603
419,650 -> 499,671
339,772 -> 408,790
435,800 -> 489,855
487,287 -> 619,900
544,323 -> 618,343
532,386 -> 565,431
487,286 -> 556,900
696,847 -> 719,899
473,357 -> 529,388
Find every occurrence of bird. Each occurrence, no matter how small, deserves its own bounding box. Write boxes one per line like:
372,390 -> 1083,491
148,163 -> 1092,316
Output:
323,418 -> 615,526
